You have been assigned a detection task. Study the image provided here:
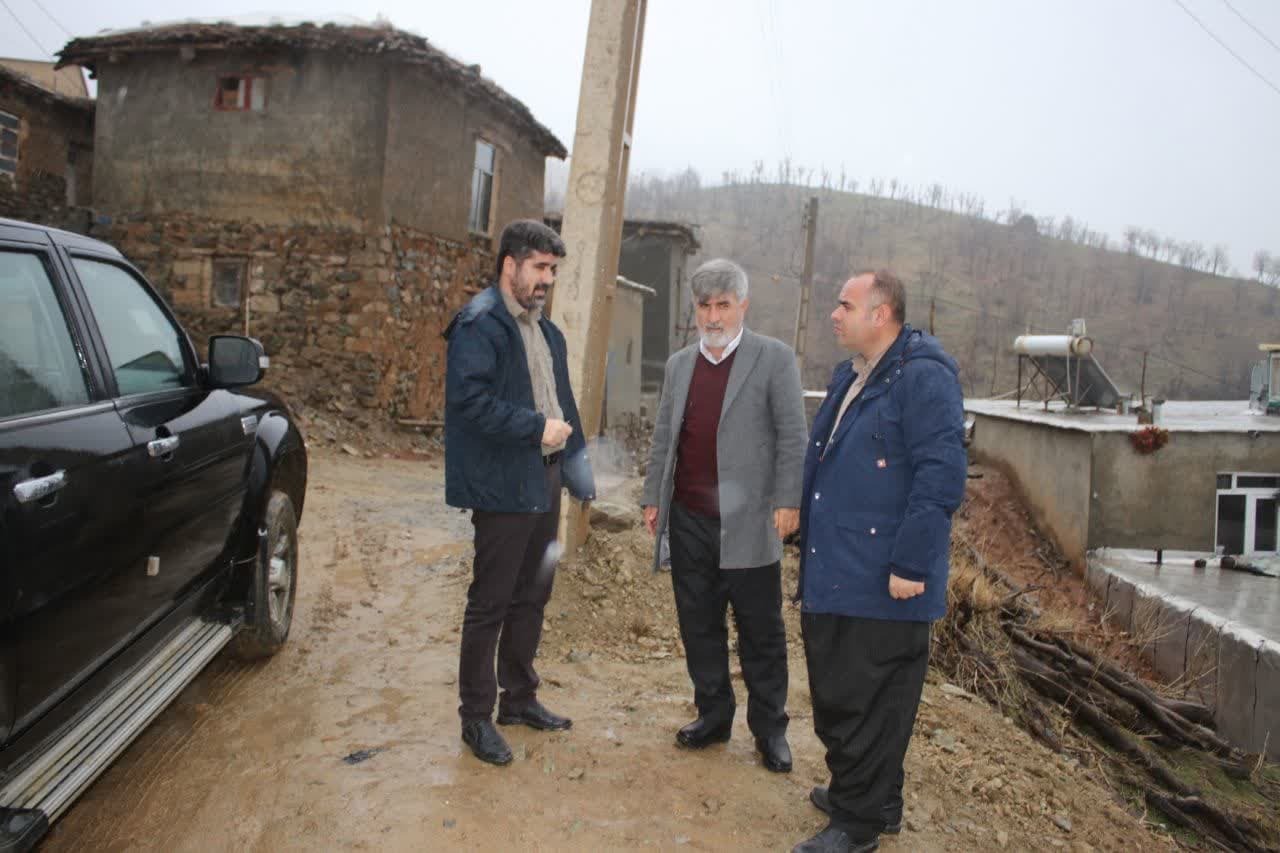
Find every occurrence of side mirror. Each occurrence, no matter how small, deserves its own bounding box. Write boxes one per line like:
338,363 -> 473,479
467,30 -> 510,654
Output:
208,335 -> 268,388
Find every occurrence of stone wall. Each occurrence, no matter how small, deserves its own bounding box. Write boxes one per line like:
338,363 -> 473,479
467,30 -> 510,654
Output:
93,212 -> 490,421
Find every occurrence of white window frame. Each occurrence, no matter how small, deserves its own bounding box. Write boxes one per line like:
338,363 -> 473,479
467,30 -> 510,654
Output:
468,138 -> 497,235
0,110 -> 19,177
1214,471 -> 1280,555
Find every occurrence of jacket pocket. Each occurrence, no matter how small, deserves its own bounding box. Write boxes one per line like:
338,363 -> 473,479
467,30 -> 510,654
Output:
833,512 -> 899,576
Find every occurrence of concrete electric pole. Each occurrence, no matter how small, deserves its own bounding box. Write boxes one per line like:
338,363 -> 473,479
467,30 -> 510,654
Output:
793,196 -> 819,380
551,0 -> 647,549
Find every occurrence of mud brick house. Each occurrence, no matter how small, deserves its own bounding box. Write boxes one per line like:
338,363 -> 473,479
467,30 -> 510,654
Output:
58,21 -> 566,419
545,215 -> 700,391
0,59 -> 94,230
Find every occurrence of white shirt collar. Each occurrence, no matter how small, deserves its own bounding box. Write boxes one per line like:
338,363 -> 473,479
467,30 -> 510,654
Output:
699,326 -> 745,365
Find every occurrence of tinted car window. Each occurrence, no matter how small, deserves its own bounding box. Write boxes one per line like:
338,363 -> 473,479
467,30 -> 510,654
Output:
0,249 -> 91,419
73,258 -> 191,396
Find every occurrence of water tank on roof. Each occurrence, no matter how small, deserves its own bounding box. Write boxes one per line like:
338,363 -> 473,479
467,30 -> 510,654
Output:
1013,335 -> 1093,357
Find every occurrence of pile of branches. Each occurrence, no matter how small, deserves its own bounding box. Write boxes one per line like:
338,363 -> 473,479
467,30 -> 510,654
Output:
936,535 -> 1279,852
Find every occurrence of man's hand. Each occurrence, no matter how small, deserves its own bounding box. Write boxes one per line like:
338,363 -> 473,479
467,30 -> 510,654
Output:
643,505 -> 658,536
773,508 -> 800,540
889,573 -> 925,600
541,418 -> 573,447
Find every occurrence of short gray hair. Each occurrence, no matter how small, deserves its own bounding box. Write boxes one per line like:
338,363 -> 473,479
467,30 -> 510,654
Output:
690,258 -> 749,303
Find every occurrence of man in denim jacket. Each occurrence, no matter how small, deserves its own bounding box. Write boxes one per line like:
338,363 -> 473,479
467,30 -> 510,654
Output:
792,270 -> 966,853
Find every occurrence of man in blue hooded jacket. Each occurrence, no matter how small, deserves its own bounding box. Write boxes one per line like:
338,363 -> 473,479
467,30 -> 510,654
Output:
792,270 -> 967,853
443,220 -> 596,767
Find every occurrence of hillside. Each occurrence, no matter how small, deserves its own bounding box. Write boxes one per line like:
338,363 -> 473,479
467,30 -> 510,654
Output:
618,180 -> 1275,399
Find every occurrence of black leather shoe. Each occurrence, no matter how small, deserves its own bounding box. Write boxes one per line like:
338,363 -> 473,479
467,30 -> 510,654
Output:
791,823 -> 878,853
755,733 -> 793,772
496,699 -> 572,731
461,719 -> 513,766
809,788 -> 901,834
675,716 -> 732,749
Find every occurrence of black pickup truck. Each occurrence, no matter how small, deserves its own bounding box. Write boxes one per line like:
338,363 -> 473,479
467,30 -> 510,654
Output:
0,217 -> 307,850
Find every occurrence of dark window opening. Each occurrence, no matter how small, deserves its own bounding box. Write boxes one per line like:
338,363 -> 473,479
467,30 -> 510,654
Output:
212,259 -> 246,308
1216,473 -> 1233,490
1256,498 -> 1278,552
1217,494 -> 1246,556
1236,475 -> 1280,489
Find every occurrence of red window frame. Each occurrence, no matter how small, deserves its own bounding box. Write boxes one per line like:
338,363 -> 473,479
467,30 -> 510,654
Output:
212,76 -> 265,112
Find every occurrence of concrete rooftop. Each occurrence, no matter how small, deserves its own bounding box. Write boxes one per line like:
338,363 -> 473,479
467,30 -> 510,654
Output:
964,398 -> 1280,434
1093,549 -> 1280,643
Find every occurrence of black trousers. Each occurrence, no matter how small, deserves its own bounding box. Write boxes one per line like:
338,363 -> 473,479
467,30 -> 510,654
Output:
668,500 -> 789,738
802,612 -> 930,838
458,461 -> 561,722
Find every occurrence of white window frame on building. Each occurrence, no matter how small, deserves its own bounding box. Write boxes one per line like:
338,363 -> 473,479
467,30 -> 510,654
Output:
0,110 -> 19,177
468,138 -> 496,235
1214,472 -> 1279,555
213,75 -> 267,112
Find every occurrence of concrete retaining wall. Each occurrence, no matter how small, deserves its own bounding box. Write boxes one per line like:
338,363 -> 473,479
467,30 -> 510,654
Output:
1095,563 -> 1278,760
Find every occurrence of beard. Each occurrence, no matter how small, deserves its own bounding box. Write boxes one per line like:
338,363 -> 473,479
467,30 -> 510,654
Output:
700,325 -> 736,349
516,281 -> 549,312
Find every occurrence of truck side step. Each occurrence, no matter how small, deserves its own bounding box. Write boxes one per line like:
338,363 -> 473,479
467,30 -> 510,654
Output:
0,619 -> 233,845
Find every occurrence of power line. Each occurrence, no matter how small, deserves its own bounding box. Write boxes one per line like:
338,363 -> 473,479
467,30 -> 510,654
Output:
1221,0 -> 1280,56
0,0 -> 50,57
1171,0 -> 1280,98
29,0 -> 71,38
753,0 -> 789,164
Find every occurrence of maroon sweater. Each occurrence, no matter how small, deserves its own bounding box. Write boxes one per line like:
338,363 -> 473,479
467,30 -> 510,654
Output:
673,350 -> 736,518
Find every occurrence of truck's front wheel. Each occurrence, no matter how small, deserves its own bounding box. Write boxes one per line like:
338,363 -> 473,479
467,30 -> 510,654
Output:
231,490 -> 298,659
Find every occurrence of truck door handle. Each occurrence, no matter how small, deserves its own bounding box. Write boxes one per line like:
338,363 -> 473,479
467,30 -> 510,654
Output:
148,435 -> 181,458
14,470 -> 67,504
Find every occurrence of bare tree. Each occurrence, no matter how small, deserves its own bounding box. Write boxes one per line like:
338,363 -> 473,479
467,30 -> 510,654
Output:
1123,226 -> 1141,255
1209,244 -> 1230,277
1254,250 -> 1275,284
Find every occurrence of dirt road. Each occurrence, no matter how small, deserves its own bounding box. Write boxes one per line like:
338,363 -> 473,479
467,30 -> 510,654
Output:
43,452 -> 1157,852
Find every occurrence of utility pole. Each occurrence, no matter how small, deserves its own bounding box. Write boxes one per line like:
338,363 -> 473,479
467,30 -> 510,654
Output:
793,196 -> 818,379
550,0 -> 647,549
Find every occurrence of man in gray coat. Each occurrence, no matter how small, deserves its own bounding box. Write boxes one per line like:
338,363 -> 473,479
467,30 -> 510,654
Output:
641,258 -> 808,773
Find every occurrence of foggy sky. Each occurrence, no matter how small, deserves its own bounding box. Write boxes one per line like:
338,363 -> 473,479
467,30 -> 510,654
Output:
3,0 -> 1277,272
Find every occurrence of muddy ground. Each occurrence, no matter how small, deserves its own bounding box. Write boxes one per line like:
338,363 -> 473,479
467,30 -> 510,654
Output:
42,450 -> 1167,852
